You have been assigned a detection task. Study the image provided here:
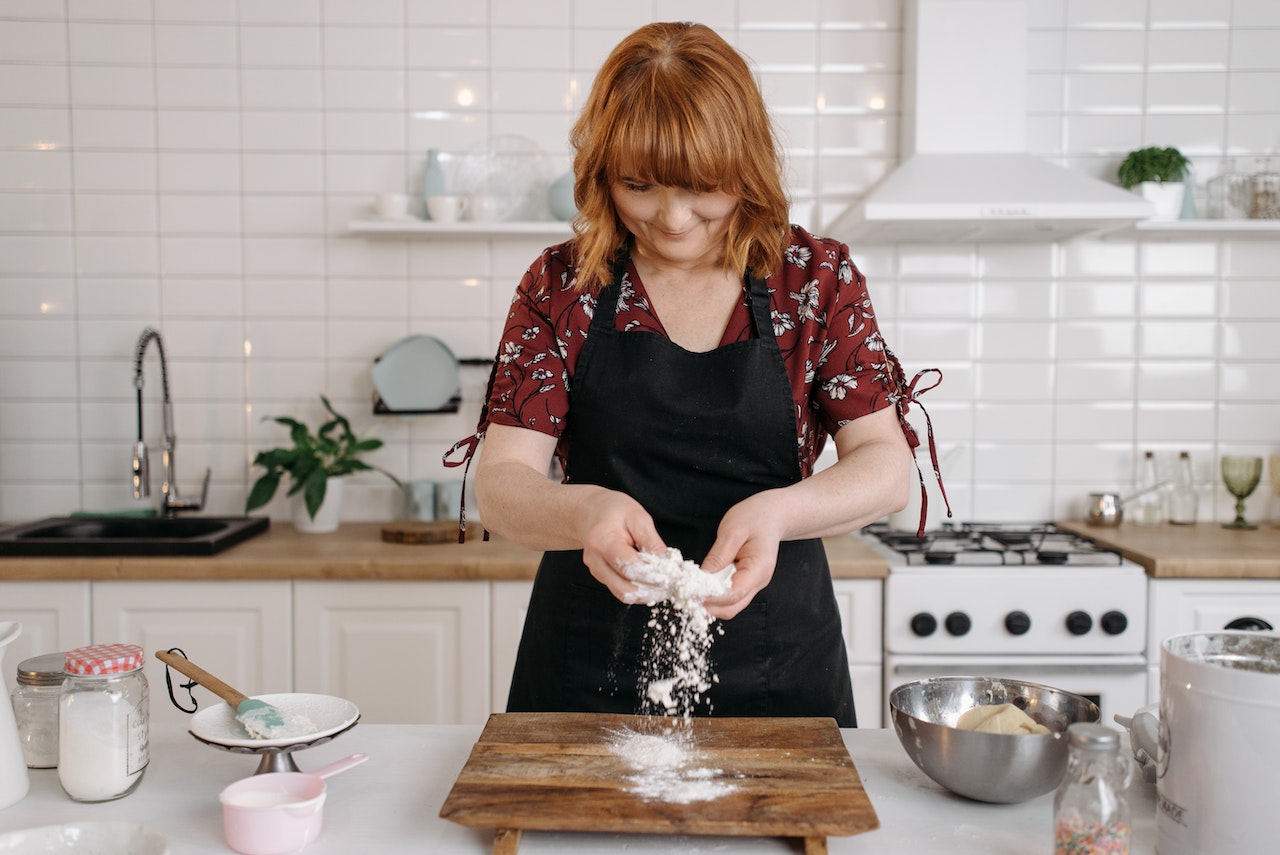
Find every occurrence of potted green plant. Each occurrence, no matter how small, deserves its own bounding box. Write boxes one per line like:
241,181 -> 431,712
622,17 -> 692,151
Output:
246,395 -> 402,533
1117,146 -> 1191,220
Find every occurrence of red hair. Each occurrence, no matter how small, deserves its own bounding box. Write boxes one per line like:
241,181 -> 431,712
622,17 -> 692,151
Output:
567,22 -> 790,291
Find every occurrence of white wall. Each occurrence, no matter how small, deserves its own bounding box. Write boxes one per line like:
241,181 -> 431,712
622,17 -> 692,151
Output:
0,0 -> 1277,526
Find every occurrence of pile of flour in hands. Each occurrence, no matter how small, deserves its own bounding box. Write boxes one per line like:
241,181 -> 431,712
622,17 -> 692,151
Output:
605,548 -> 740,803
621,547 -> 736,719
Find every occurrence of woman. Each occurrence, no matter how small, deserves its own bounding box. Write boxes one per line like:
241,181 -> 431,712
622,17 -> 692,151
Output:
447,22 -> 923,727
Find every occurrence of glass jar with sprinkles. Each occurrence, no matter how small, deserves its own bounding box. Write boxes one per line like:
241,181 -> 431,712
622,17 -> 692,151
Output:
1054,722 -> 1133,855
57,643 -> 149,802
11,652 -> 65,768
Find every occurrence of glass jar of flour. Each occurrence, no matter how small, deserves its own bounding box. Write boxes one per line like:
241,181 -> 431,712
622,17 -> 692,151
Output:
58,643 -> 149,802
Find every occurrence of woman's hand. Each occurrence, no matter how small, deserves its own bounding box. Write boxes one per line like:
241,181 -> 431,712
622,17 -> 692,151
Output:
699,490 -> 785,620
474,424 -> 667,605
577,489 -> 667,604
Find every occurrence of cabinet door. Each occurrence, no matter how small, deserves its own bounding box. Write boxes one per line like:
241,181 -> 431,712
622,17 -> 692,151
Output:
491,581 -> 533,714
832,579 -> 884,728
0,581 -> 91,694
91,580 -> 293,729
294,581 -> 490,725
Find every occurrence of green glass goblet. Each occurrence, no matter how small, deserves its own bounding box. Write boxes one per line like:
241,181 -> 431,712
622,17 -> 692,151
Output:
1220,455 -> 1263,530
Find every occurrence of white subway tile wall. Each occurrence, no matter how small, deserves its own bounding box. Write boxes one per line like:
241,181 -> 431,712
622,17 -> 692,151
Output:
0,0 -> 1277,526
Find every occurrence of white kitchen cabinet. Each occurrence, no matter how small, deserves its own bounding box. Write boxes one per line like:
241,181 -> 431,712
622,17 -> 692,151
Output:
490,580 -> 532,715
0,581 -> 91,694
91,580 -> 294,729
293,581 -> 491,726
833,579 -> 884,727
1146,578 -> 1280,699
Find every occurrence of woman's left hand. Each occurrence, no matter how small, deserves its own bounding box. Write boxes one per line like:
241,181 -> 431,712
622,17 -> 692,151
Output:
699,491 -> 784,620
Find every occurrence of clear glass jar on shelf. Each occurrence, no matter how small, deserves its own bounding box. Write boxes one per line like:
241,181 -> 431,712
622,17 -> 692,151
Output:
58,643 -> 149,802
10,651 -> 64,769
1250,158 -> 1280,219
1206,159 -> 1251,219
1054,723 -> 1133,855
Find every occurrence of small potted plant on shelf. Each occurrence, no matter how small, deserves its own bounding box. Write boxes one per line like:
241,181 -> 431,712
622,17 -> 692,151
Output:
1117,146 -> 1191,220
246,395 -> 402,533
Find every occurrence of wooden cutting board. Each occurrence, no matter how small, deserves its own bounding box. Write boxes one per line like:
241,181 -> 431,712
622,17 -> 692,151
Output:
380,520 -> 462,544
439,712 -> 879,854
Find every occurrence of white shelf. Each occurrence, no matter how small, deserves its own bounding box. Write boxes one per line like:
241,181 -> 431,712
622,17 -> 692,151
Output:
1121,219 -> 1280,241
348,219 -> 573,239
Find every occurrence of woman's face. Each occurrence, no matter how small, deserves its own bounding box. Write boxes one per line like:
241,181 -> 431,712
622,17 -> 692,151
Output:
610,177 -> 739,269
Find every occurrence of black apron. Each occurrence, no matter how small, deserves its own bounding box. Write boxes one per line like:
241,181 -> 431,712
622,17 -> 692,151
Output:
505,261 -> 856,726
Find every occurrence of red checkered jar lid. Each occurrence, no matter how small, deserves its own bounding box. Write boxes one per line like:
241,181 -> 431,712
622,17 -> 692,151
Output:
64,643 -> 145,676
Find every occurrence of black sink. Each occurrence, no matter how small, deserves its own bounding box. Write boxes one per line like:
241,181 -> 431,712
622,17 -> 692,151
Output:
0,516 -> 270,557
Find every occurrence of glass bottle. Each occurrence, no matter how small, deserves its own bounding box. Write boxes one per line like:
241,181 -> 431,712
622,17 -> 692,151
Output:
1054,723 -> 1132,855
1130,451 -> 1164,526
1166,450 -> 1199,525
11,651 -> 64,768
58,643 -> 149,802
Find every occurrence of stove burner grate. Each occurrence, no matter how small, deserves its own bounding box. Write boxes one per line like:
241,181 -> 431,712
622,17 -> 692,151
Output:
868,522 -> 1124,567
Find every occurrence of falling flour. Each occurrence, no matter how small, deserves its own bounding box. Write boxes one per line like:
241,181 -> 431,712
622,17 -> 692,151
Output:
607,549 -> 740,803
607,726 -> 738,804
621,548 -> 735,720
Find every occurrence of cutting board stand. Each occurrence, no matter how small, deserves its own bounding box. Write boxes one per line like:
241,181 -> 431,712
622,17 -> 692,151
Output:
442,713 -> 879,854
488,827 -> 832,854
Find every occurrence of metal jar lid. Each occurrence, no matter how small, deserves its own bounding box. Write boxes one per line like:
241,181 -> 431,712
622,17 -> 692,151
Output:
15,652 -> 67,687
1066,721 -> 1120,751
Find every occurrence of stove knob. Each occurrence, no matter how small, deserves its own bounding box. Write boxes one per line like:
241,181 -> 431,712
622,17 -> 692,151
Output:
1225,616 -> 1274,631
945,611 -> 971,636
1004,610 -> 1032,636
1100,610 -> 1128,635
910,612 -> 938,637
1065,610 -> 1093,636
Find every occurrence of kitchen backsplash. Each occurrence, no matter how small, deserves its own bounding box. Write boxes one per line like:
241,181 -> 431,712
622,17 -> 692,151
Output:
0,0 -> 1277,526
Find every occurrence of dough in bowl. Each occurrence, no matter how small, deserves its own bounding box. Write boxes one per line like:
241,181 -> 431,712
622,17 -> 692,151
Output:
956,703 -> 1050,735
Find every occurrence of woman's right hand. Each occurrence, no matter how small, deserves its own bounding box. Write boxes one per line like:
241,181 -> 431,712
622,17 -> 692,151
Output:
578,489 -> 667,603
475,424 -> 666,604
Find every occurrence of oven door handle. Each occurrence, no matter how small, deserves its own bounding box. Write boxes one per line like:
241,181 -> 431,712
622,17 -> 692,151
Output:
887,654 -> 1148,675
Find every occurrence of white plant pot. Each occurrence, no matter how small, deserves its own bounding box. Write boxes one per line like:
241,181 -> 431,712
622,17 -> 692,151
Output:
1139,181 -> 1185,220
292,477 -> 344,534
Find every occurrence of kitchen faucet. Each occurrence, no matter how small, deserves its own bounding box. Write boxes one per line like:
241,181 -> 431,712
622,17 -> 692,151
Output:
132,327 -> 210,517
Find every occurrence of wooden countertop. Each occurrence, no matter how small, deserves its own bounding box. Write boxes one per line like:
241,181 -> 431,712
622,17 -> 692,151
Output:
0,523 -> 889,582
1058,520 -> 1280,579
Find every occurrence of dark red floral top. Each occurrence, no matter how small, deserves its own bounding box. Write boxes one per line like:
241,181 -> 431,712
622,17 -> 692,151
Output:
463,226 -> 920,479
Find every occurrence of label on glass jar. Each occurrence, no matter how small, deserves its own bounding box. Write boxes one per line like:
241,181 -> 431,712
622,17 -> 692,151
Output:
127,699 -> 149,775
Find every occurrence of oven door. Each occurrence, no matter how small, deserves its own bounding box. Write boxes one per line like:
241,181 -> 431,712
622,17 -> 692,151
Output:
884,654 -> 1148,727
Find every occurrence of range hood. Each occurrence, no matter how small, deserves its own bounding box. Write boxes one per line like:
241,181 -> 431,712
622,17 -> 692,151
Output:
825,0 -> 1153,244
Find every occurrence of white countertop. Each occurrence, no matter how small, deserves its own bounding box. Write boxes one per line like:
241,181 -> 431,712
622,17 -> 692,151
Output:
0,721 -> 1158,854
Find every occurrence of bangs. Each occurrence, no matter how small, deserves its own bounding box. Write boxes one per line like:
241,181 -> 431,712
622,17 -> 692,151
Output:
599,77 -> 744,193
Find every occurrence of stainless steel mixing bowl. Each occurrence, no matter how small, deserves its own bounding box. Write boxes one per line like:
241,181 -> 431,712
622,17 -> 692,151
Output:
889,676 -> 1101,804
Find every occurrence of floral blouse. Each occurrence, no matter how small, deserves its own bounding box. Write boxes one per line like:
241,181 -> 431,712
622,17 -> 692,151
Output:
464,226 -> 920,479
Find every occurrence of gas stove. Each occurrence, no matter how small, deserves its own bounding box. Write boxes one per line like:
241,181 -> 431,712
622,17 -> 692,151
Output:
865,521 -> 1151,723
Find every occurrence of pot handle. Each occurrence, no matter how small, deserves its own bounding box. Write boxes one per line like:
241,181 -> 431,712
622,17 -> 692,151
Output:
310,752 -> 369,780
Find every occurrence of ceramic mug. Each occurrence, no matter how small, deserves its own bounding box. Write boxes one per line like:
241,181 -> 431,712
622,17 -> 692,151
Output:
375,192 -> 411,219
426,194 -> 465,223
465,192 -> 505,223
402,479 -> 436,521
